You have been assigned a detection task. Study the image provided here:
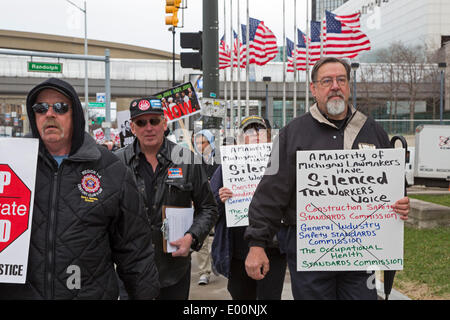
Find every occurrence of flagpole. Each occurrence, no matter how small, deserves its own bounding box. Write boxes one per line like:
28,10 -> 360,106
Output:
245,0 -> 250,117
320,15 -> 324,58
237,0 -> 241,124
305,0 -> 310,113
230,0 -> 235,136
293,0 -> 297,119
223,0 -> 228,132
282,0 -> 286,126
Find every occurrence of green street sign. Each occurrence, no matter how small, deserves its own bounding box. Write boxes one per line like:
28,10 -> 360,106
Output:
88,102 -> 105,108
28,62 -> 63,73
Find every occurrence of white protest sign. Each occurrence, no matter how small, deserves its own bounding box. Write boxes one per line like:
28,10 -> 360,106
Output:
0,138 -> 38,283
296,148 -> 405,271
221,143 -> 272,227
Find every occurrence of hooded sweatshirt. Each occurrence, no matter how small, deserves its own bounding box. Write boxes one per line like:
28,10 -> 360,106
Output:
194,129 -> 216,164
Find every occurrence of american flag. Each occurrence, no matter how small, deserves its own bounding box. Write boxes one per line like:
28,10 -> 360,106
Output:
335,12 -> 361,29
218,31 -> 246,69
242,17 -> 278,66
233,30 -> 247,68
219,35 -> 231,70
286,27 -> 321,72
323,10 -> 371,59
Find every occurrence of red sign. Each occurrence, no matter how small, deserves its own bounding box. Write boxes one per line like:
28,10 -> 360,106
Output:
0,164 -> 31,253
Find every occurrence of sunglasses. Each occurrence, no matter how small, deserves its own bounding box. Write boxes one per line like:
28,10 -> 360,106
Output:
134,118 -> 163,127
32,102 -> 70,114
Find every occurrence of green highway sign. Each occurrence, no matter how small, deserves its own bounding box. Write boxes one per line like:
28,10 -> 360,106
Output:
28,62 -> 63,73
88,102 -> 105,108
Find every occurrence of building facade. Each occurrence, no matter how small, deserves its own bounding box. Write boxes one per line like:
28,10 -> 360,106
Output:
312,0 -> 349,21
334,0 -> 450,54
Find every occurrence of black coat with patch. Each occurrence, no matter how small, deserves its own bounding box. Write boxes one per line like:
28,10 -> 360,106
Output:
0,78 -> 159,299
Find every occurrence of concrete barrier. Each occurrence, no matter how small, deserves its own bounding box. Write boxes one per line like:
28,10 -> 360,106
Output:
407,198 -> 450,229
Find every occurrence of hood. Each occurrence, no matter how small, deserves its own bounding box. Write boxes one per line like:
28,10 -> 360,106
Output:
26,78 -> 86,156
194,129 -> 216,157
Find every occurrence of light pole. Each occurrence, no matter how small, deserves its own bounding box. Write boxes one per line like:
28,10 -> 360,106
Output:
438,62 -> 446,124
169,26 -> 176,87
66,0 -> 89,132
351,62 -> 359,108
263,76 -> 271,120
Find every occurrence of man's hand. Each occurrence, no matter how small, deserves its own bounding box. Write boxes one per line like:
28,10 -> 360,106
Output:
393,196 -> 410,221
219,187 -> 233,203
170,233 -> 192,257
245,246 -> 269,280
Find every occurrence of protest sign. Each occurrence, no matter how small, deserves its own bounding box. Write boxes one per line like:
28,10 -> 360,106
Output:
0,138 -> 38,283
155,82 -> 201,123
93,128 -> 105,144
296,148 -> 405,271
221,143 -> 272,227
116,110 -> 134,148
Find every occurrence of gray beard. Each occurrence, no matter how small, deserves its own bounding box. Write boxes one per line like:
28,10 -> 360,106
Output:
326,99 -> 346,116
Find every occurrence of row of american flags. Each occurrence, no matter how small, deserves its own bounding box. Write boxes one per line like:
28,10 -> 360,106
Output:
219,10 -> 371,72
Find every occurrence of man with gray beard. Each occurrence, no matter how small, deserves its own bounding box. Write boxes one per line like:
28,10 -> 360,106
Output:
244,57 -> 410,300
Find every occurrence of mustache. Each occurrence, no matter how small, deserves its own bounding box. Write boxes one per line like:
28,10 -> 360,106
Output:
327,93 -> 345,100
42,119 -> 62,131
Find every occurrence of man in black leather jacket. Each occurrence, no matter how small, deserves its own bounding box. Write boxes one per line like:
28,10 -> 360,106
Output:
115,97 -> 218,299
0,78 -> 159,299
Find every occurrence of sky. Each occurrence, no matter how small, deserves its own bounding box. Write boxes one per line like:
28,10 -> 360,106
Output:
0,0 -> 311,54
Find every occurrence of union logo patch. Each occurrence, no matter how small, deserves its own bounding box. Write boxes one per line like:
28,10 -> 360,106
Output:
78,170 -> 103,202
138,99 -> 150,111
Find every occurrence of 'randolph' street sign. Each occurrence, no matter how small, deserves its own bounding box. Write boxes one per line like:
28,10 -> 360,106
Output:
27,61 -> 63,73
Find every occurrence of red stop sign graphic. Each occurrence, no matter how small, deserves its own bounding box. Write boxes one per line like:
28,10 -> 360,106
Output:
0,164 -> 31,253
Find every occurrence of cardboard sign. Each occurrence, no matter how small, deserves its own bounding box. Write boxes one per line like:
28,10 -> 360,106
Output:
296,148 -> 405,271
0,138 -> 38,283
221,143 -> 272,227
155,82 -> 202,124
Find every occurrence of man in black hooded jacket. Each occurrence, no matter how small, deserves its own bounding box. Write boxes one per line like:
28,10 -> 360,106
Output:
0,78 -> 159,299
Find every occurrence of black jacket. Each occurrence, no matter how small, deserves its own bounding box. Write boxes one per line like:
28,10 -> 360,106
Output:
0,78 -> 159,299
244,105 -> 391,248
115,138 -> 218,287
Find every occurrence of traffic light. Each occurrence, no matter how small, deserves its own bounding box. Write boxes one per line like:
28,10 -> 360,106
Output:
180,31 -> 202,70
165,0 -> 181,27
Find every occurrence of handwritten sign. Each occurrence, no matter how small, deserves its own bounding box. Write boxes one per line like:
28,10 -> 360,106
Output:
221,143 -> 272,227
296,148 -> 405,271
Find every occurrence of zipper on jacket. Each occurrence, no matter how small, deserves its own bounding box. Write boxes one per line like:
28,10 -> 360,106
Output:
45,170 -> 60,299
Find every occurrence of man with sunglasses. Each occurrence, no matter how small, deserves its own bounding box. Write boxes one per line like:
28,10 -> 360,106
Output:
115,97 -> 218,300
244,58 -> 410,300
0,78 -> 159,300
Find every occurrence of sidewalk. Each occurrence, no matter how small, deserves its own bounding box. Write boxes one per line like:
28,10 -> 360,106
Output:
189,248 -> 293,300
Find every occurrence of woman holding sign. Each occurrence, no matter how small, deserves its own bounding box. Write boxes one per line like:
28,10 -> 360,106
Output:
211,116 -> 287,300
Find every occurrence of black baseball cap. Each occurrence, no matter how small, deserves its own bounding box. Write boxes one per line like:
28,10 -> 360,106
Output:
129,97 -> 164,120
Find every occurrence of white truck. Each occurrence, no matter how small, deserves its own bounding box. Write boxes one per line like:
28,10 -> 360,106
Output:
406,125 -> 450,187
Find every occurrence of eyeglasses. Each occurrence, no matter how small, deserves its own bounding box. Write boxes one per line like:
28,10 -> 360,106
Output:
32,102 -> 70,114
314,76 -> 348,88
134,118 -> 163,127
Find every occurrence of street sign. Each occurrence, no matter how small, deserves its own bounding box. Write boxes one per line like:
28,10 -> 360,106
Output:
88,102 -> 105,108
96,93 -> 106,103
27,61 -> 63,73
